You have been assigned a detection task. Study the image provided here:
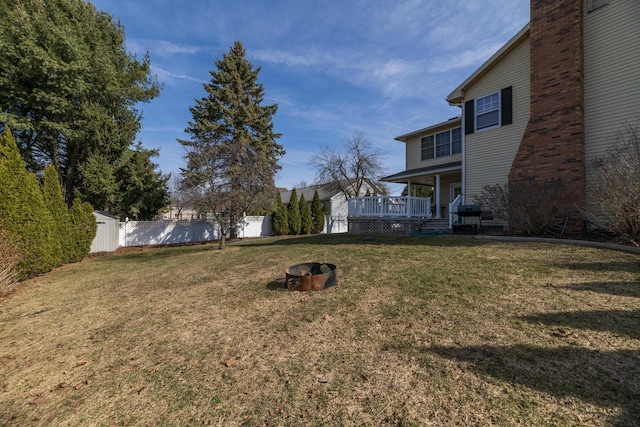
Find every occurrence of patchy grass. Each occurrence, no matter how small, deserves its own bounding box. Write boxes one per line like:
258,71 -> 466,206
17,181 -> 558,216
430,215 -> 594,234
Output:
1,234 -> 639,426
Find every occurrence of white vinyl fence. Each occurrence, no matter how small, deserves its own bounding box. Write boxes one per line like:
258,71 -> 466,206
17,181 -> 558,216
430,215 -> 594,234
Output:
119,215 -> 272,247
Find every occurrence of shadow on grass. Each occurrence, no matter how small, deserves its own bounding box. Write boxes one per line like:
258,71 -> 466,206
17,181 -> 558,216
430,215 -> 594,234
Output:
521,309 -> 640,340
560,281 -> 640,298
232,233 -> 485,248
555,261 -> 640,274
266,278 -> 287,291
426,344 -> 640,425
425,285 -> 640,425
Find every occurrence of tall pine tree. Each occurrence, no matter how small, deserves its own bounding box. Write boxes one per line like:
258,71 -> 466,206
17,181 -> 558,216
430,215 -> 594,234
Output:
179,41 -> 284,249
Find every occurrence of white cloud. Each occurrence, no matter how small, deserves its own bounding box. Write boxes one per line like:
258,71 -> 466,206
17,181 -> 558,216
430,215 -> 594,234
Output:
152,66 -> 207,85
126,39 -> 207,58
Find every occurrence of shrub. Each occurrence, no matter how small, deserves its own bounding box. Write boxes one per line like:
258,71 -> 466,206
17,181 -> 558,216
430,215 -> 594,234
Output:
287,189 -> 301,235
270,194 -> 289,236
299,193 -> 313,235
69,198 -> 97,262
585,118 -> 640,246
0,128 -> 58,278
475,178 -> 565,236
42,165 -> 70,263
0,228 -> 21,296
311,190 -> 325,234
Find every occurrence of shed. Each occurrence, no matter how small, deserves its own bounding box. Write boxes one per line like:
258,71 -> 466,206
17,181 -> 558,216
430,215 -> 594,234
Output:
91,211 -> 119,253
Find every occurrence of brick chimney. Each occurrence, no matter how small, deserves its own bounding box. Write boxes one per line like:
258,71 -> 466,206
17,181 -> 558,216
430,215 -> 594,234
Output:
509,0 -> 586,232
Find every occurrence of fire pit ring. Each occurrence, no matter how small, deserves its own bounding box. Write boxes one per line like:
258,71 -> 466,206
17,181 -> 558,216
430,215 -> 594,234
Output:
285,263 -> 337,291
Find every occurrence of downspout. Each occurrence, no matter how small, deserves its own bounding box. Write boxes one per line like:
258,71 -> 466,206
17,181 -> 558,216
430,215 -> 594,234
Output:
449,99 -> 465,205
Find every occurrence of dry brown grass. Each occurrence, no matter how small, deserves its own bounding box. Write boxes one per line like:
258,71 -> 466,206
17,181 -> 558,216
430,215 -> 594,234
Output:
0,234 -> 639,426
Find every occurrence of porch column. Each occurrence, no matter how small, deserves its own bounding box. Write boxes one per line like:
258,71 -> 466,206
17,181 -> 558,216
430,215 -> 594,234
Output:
435,174 -> 441,219
406,179 -> 412,217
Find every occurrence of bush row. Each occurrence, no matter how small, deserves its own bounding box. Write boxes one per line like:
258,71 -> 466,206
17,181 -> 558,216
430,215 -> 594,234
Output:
271,190 -> 326,236
0,128 -> 97,285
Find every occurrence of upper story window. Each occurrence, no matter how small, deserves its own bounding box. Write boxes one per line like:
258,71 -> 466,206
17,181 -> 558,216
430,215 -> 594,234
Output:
464,86 -> 512,135
476,92 -> 500,130
421,135 -> 434,160
421,127 -> 462,161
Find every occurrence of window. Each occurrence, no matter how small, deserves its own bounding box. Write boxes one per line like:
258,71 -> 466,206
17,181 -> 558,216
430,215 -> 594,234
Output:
435,131 -> 451,157
421,135 -> 434,160
420,127 -> 462,161
451,127 -> 461,154
465,87 -> 512,135
476,92 -> 500,130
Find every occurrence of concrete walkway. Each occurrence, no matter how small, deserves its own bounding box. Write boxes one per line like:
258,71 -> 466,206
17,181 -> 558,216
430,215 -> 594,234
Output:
475,235 -> 640,255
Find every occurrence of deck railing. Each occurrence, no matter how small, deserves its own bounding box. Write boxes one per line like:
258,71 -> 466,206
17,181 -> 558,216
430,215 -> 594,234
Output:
348,196 -> 431,218
448,194 -> 462,228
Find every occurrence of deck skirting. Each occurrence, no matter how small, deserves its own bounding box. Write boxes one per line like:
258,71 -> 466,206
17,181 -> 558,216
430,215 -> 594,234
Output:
348,217 -> 428,234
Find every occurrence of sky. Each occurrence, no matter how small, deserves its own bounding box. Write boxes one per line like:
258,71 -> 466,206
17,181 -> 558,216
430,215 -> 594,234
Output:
90,0 -> 530,194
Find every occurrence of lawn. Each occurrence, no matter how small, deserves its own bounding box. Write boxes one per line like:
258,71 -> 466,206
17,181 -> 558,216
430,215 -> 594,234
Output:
1,234 -> 639,426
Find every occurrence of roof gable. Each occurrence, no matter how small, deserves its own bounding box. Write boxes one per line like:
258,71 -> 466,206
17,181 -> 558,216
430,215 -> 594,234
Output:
446,24 -> 530,104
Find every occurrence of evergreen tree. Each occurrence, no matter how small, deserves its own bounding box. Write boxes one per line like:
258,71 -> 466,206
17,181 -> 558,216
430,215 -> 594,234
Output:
0,128 -> 58,278
287,189 -> 301,235
299,193 -> 313,235
42,165 -> 70,264
179,41 -> 284,248
113,146 -> 170,220
0,0 -> 163,211
271,194 -> 289,236
69,198 -> 97,262
401,185 -> 433,198
311,190 -> 325,234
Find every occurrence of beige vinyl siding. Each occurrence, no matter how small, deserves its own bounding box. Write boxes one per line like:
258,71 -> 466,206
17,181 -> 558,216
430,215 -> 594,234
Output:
405,127 -> 462,171
463,35 -> 531,204
584,1 -> 640,195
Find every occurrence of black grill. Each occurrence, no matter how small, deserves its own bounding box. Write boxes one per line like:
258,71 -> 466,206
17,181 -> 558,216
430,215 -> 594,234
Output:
456,204 -> 482,217
455,205 -> 492,233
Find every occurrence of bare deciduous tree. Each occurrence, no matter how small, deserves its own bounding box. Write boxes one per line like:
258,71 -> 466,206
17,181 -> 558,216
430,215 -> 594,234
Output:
311,130 -> 387,199
168,175 -> 194,220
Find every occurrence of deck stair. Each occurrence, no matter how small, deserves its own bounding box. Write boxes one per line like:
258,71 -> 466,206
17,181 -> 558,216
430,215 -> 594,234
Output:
420,218 -> 450,232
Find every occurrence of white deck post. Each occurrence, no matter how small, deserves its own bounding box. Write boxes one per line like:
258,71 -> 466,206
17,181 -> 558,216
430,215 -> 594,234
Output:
435,174 -> 441,219
406,180 -> 412,217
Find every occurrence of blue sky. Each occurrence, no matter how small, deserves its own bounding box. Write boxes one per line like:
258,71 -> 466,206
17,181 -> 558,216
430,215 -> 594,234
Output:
90,0 -> 530,194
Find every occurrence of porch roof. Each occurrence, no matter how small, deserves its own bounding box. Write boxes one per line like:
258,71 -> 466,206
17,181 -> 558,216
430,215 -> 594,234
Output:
381,161 -> 462,184
394,116 -> 461,142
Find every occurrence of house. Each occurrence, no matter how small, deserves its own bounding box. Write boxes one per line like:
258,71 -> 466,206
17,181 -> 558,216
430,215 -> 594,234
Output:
280,181 -> 381,233
351,0 -> 640,234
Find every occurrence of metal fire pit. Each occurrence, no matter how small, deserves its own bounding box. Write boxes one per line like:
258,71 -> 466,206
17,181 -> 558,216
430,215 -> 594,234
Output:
285,263 -> 337,291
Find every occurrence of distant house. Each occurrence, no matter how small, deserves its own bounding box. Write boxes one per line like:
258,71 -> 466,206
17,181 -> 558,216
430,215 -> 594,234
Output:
351,0 -> 640,234
280,181 -> 380,233
162,206 -> 199,220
